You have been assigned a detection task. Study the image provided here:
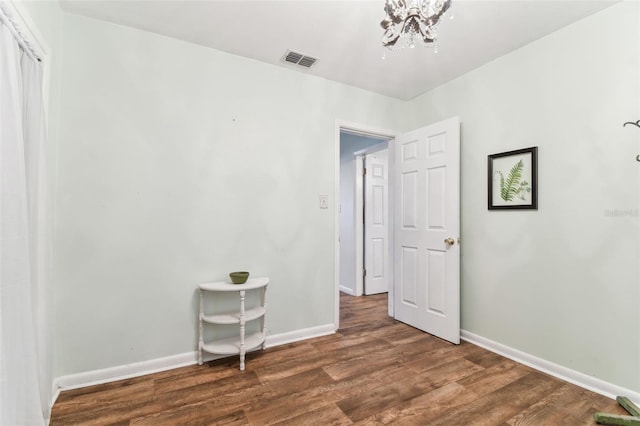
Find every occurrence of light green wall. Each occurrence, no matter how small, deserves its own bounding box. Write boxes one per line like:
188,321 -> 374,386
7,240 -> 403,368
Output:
406,1 -> 640,391
53,13 -> 408,376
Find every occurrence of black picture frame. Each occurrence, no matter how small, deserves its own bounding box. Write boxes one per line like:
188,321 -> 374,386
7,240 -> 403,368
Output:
488,147 -> 538,210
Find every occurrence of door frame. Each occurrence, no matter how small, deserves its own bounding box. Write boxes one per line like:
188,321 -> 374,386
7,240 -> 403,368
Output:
334,120 -> 398,329
353,142 -> 389,297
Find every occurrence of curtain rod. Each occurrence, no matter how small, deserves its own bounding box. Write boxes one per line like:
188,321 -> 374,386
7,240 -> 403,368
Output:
0,3 -> 41,62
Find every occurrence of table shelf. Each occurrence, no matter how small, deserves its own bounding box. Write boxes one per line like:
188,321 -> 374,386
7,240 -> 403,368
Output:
201,331 -> 266,355
202,306 -> 266,325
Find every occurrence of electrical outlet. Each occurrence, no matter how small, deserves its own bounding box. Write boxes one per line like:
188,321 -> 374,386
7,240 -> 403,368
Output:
319,195 -> 328,209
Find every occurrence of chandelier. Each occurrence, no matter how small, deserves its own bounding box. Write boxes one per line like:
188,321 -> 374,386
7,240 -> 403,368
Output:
381,0 -> 452,50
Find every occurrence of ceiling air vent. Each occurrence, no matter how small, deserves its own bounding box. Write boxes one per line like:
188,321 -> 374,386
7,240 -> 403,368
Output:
283,50 -> 317,68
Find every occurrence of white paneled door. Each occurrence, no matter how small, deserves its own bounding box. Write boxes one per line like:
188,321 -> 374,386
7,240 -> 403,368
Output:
393,117 -> 460,344
364,150 -> 389,295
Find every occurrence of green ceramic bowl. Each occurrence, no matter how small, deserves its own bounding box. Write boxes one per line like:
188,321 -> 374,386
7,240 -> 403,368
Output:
229,271 -> 250,284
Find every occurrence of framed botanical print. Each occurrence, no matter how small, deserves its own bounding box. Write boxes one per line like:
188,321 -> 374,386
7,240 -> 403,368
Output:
488,147 -> 538,210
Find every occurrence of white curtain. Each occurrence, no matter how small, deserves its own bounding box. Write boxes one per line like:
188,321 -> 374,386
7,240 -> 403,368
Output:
0,6 -> 49,426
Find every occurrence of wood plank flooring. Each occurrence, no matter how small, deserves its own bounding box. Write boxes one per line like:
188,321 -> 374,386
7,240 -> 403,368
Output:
50,293 -> 626,425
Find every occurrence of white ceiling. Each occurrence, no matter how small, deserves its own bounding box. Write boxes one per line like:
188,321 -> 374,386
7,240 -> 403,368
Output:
59,0 -> 619,100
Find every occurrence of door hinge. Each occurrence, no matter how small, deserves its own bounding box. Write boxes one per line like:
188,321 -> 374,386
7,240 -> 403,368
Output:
363,167 -> 367,176
363,269 -> 366,277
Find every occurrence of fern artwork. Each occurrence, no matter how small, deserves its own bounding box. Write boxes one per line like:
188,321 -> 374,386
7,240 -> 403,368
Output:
488,147 -> 538,210
496,160 -> 531,202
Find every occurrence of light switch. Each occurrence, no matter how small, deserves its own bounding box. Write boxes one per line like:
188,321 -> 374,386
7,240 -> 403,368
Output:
319,195 -> 328,209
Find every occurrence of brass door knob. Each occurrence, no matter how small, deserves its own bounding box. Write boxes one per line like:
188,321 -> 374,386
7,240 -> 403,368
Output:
444,237 -> 455,246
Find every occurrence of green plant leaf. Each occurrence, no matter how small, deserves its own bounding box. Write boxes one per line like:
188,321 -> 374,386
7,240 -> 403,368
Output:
500,160 -> 524,201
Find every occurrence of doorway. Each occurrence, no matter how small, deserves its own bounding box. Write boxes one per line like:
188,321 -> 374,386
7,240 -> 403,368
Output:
335,122 -> 397,328
335,118 -> 461,345
339,134 -> 388,296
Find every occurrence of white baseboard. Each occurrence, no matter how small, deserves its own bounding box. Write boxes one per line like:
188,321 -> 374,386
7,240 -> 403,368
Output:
339,285 -> 356,296
55,326 -> 638,411
461,330 -> 640,403
54,351 -> 198,392
52,323 -> 336,397
265,323 -> 335,347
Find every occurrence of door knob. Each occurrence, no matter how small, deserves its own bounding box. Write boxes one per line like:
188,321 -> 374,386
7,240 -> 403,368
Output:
444,237 -> 455,246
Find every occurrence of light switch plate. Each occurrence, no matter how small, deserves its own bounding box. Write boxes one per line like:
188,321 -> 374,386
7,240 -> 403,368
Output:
319,195 -> 328,209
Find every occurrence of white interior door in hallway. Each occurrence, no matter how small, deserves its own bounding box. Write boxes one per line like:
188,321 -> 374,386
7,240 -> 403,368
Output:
393,117 -> 461,344
364,150 -> 389,295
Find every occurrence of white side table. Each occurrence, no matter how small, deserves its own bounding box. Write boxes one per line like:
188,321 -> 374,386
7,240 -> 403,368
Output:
198,277 -> 268,370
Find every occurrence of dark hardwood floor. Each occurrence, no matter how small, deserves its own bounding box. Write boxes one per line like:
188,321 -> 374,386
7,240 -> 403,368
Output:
50,293 -> 625,425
